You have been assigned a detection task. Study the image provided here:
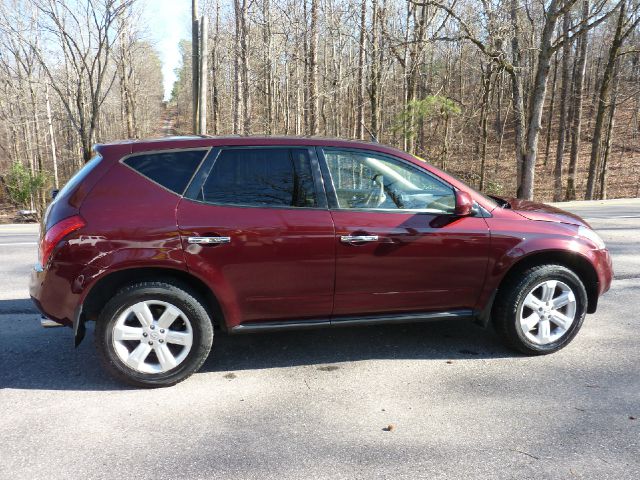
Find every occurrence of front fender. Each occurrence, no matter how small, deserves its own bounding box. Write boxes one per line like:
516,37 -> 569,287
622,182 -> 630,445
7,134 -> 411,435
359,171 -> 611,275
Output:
474,224 -> 601,325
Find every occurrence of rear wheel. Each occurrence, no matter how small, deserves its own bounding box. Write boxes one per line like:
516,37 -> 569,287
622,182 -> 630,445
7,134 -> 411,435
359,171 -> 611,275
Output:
493,264 -> 588,355
95,281 -> 213,388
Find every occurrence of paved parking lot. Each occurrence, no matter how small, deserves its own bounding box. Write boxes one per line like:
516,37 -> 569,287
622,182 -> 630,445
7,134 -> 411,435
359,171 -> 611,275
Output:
1,199 -> 638,479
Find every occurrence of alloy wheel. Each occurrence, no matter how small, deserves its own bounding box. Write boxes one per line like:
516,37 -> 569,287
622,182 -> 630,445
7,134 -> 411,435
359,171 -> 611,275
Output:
112,300 -> 193,374
518,280 -> 577,345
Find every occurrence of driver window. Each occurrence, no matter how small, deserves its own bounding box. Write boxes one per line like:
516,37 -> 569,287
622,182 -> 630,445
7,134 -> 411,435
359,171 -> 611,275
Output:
323,149 -> 455,214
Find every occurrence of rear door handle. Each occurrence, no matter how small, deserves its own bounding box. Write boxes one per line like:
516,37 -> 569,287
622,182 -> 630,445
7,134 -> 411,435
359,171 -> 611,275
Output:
340,235 -> 379,245
187,236 -> 231,245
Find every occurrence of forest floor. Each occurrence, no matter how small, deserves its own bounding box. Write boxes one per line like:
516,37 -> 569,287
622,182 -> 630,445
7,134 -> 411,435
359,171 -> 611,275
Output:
442,105 -> 640,202
0,201 -> 34,225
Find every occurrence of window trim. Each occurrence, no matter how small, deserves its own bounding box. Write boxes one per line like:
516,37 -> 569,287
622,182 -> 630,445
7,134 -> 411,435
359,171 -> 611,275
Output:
119,147 -> 212,197
184,145 -> 329,210
318,146 -> 461,215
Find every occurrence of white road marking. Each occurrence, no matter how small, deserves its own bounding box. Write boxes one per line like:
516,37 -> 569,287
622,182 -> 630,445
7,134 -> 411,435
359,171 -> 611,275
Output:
0,242 -> 38,246
584,215 -> 640,220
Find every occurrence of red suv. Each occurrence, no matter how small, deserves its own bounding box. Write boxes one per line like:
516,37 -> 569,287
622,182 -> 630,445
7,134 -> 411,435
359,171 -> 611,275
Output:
30,137 -> 613,387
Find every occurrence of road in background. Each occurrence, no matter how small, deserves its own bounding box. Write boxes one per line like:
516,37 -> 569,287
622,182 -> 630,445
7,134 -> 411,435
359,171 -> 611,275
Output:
1,200 -> 638,480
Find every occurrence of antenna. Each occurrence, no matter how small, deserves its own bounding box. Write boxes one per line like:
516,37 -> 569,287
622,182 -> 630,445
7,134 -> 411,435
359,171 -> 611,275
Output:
361,122 -> 379,143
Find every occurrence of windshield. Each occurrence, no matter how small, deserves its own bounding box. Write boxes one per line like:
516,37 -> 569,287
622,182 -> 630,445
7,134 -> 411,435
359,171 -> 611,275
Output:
411,155 -> 499,210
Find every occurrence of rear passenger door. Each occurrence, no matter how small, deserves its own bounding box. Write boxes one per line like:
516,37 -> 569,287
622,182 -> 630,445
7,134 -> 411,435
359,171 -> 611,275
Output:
177,147 -> 335,330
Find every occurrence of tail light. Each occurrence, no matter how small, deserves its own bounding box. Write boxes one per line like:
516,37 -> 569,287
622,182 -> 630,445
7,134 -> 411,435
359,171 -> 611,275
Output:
39,215 -> 86,267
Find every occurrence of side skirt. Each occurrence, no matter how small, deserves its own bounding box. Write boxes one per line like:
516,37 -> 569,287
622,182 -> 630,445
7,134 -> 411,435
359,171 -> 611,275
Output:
230,310 -> 474,334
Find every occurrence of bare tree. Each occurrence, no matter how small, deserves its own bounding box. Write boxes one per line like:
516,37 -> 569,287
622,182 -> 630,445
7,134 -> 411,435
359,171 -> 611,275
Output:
566,0 -> 590,200
586,0 -> 640,199
553,10 -> 573,201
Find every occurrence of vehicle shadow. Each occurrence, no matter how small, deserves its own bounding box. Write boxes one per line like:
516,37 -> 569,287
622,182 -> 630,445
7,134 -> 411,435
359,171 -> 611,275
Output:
201,319 -> 512,374
0,298 -> 515,391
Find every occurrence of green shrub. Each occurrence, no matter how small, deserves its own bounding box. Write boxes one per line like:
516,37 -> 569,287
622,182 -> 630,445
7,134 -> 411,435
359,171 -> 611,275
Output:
3,161 -> 47,209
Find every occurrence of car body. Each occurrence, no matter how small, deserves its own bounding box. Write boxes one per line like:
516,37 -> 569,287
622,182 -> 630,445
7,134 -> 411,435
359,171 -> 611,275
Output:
29,136 -> 613,387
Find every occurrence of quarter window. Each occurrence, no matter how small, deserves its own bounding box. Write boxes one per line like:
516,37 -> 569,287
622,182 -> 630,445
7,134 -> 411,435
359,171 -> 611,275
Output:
124,150 -> 207,194
323,149 -> 455,213
199,148 -> 317,208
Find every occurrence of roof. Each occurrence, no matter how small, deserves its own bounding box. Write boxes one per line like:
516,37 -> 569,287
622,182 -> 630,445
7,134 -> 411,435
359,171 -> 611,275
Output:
95,135 -> 409,159
98,134 -> 382,147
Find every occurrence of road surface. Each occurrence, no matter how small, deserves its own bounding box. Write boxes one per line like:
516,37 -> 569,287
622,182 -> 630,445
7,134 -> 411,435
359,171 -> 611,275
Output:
1,199 -> 638,480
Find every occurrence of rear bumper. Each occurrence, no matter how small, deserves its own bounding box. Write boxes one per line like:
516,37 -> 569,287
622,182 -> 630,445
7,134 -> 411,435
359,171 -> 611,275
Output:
40,315 -> 64,328
29,262 -> 86,328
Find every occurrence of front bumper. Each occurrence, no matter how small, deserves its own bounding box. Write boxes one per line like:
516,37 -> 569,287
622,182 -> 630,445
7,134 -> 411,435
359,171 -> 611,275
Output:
595,248 -> 614,296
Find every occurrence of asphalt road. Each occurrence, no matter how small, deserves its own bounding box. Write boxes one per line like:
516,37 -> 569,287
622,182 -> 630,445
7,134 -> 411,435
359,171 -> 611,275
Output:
1,199 -> 638,480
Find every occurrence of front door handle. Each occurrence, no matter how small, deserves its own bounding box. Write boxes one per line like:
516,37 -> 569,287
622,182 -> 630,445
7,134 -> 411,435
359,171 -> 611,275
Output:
340,235 -> 379,245
187,236 -> 231,245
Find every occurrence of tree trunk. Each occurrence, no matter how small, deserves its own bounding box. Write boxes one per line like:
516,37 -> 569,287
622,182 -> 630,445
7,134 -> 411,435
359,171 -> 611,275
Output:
198,15 -> 208,135
586,1 -> 626,199
509,0 -> 526,197
543,51 -> 559,167
566,0 -> 589,200
45,83 -> 59,189
520,0 -> 562,200
356,0 -> 366,139
479,63 -> 492,192
240,1 -> 251,134
369,0 -> 380,138
262,0 -> 273,134
211,1 -> 220,135
553,11 -> 572,201
599,60 -> 621,200
232,0 -> 244,134
309,0 -> 319,135
192,1 -> 200,133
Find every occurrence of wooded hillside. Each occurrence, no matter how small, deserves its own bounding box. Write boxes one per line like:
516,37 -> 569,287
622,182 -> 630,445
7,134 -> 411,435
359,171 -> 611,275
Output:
0,0 -> 639,220
0,0 -> 164,217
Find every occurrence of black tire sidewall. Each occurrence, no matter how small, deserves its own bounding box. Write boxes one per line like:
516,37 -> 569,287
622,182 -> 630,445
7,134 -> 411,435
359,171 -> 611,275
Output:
96,283 -> 213,388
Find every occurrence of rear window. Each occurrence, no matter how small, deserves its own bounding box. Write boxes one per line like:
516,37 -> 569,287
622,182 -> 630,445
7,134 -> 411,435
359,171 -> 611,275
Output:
198,148 -> 317,208
123,150 -> 207,194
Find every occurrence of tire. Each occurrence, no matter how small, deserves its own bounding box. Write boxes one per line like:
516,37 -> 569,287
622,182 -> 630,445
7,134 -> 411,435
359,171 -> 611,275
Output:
493,264 -> 588,355
95,281 -> 214,388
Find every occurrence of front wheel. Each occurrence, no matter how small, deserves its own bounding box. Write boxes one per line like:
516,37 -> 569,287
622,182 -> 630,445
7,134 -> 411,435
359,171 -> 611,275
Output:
95,281 -> 214,388
493,264 -> 588,355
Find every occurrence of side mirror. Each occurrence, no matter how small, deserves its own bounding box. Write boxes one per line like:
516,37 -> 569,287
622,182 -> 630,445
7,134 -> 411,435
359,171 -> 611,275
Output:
454,190 -> 474,216
51,189 -> 60,200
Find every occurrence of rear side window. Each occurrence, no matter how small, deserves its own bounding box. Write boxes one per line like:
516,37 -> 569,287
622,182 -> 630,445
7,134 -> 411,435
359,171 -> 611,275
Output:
123,150 -> 207,194
54,154 -> 102,203
198,148 -> 317,208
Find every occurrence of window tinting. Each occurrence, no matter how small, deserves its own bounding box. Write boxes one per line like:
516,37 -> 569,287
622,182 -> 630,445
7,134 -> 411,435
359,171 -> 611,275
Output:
323,149 -> 455,213
54,153 -> 102,204
199,148 -> 317,208
124,150 -> 207,194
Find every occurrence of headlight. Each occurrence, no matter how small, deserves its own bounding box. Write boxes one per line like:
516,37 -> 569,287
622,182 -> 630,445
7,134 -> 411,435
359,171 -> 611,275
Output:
578,226 -> 606,249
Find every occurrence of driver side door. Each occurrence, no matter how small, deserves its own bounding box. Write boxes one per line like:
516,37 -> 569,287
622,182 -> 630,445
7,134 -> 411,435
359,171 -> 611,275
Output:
320,148 -> 491,317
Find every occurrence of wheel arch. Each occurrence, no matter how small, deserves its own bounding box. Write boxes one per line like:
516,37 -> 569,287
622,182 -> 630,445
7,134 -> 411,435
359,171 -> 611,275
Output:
477,249 -> 600,327
81,267 -> 226,337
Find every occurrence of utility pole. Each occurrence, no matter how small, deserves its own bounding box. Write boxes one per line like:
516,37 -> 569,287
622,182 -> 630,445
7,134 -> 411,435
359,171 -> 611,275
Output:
199,15 -> 208,135
45,83 -> 59,189
192,0 -> 200,133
